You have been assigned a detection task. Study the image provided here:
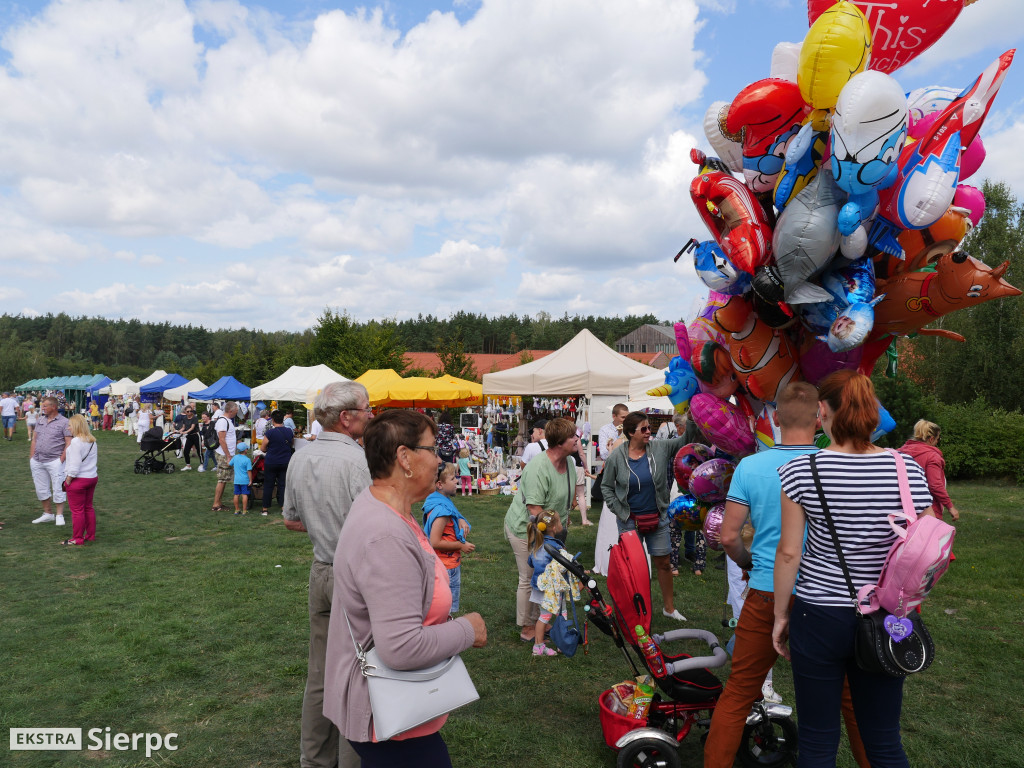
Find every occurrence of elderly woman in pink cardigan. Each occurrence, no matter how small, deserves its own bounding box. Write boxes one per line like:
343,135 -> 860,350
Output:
323,410 -> 487,768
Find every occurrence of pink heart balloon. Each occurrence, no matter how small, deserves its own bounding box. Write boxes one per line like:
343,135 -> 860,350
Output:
808,0 -> 963,74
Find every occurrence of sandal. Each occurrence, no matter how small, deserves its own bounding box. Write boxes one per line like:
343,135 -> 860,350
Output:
61,538 -> 81,546
211,505 -> 226,512
532,643 -> 558,656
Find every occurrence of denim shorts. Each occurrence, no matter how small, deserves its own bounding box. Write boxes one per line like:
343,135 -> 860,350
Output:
615,514 -> 671,557
1,415 -> 15,429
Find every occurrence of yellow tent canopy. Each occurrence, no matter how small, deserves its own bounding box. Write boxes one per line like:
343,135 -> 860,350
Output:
358,372 -> 483,408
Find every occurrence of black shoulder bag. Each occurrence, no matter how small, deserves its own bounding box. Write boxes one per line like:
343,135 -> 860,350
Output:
809,454 -> 935,678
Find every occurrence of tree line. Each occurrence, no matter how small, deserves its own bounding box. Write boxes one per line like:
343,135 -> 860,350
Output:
0,306 -> 663,390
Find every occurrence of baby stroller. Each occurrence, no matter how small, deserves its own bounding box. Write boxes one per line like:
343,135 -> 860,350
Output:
546,531 -> 796,768
135,426 -> 178,474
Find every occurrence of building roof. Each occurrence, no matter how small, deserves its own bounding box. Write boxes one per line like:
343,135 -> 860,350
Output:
622,351 -> 671,368
403,351 -> 555,380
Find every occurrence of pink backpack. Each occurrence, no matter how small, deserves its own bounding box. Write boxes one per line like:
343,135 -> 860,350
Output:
858,449 -> 956,617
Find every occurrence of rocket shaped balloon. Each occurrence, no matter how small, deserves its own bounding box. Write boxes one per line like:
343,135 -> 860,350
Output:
870,50 -> 1015,256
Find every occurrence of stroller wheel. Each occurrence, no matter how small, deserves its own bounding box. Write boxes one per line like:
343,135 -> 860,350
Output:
164,464 -> 175,474
134,465 -> 142,474
616,739 -> 681,768
739,713 -> 797,767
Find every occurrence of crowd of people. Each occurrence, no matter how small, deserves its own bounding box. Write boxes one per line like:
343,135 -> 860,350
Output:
4,368 -> 964,768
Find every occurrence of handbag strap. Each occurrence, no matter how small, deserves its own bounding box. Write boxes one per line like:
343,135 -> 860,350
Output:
339,605 -> 371,673
809,454 -> 860,608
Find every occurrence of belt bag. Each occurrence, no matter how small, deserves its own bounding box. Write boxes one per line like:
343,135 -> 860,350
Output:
632,511 -> 661,534
342,609 -> 479,740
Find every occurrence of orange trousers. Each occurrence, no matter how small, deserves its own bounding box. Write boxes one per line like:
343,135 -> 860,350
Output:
703,590 -> 869,768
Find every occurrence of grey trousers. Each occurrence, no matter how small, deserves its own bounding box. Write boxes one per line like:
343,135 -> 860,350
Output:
302,560 -> 360,768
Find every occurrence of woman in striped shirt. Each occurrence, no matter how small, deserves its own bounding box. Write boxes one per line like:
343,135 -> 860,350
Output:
772,370 -> 932,767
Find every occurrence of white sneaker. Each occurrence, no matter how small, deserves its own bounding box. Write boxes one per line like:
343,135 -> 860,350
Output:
662,608 -> 687,622
181,465 -> 191,471
32,513 -> 56,524
197,467 -> 206,473
55,515 -> 66,526
761,680 -> 783,704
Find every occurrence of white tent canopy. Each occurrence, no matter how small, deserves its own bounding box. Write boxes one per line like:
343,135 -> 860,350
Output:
250,364 -> 349,402
125,370 -> 168,396
103,377 -> 136,396
162,378 -> 206,402
482,329 -> 660,396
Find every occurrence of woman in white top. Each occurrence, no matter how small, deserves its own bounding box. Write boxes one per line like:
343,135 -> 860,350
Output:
63,415 -> 99,546
25,405 -> 38,442
136,404 -> 152,442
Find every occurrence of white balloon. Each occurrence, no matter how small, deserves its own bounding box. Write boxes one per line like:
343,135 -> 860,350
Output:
771,41 -> 802,83
703,101 -> 744,174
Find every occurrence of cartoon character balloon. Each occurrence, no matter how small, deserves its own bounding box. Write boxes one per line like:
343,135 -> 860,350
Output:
672,443 -> 715,487
703,101 -> 745,175
647,355 -> 701,415
829,70 -> 908,250
726,78 -> 810,194
679,238 -> 752,296
689,459 -> 736,504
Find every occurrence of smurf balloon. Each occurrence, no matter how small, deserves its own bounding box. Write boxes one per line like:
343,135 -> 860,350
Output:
830,71 -> 908,245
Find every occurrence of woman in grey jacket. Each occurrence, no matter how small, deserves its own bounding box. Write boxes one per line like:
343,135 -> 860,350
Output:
601,411 -> 689,621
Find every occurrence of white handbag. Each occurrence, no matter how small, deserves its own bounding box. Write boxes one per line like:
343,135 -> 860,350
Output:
342,609 -> 479,740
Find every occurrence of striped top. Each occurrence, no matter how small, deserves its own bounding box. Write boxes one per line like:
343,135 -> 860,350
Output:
778,449 -> 932,607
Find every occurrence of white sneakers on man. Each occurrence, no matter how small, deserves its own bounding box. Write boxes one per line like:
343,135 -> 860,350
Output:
197,467 -> 206,473
32,513 -> 55,524
181,465 -> 191,471
55,515 -> 65,526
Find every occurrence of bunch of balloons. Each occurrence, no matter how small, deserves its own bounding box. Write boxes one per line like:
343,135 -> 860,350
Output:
669,443 -> 737,550
652,0 -> 1021,460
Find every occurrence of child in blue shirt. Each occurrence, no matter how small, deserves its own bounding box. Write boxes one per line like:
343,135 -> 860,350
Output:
422,463 -> 474,614
229,442 -> 253,515
457,448 -> 473,496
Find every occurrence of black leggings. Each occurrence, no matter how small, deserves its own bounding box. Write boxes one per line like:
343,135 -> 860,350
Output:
182,433 -> 202,465
262,463 -> 288,510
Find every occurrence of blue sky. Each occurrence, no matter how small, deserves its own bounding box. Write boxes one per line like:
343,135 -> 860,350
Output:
0,0 -> 1020,332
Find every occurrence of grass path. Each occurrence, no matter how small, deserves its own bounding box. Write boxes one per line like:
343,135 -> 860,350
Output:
1,430 -> 1021,766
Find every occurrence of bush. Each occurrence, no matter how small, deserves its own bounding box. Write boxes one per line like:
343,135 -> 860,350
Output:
930,397 -> 1024,483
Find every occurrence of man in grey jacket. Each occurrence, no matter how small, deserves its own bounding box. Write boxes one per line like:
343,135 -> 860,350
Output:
283,382 -> 372,768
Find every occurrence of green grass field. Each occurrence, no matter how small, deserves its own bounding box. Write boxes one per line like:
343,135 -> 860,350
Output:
1,429 -> 1022,767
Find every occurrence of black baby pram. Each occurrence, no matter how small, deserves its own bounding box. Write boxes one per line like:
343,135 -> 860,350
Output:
135,426 -> 178,474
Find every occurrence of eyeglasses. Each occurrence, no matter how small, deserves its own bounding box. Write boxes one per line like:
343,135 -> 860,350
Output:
638,426 -> 651,433
345,406 -> 373,415
408,445 -> 438,455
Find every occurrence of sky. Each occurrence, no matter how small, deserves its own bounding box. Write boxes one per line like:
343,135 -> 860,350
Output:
0,0 -> 1021,333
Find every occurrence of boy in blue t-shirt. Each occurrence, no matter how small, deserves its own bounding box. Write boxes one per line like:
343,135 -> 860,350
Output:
229,442 -> 254,515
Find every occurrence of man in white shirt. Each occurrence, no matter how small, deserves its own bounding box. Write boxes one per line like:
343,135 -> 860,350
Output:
211,402 -> 238,511
308,418 -> 323,440
519,419 -> 548,467
598,403 -> 629,460
1,392 -> 19,440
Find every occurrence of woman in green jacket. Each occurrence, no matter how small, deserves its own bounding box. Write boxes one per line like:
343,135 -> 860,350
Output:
601,411 -> 689,621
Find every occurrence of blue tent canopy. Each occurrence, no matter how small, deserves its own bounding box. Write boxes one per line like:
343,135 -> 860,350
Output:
188,376 -> 251,402
140,373 -> 189,394
87,376 -> 114,394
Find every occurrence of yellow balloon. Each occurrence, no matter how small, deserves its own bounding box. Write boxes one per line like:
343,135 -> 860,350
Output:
798,0 -> 872,130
